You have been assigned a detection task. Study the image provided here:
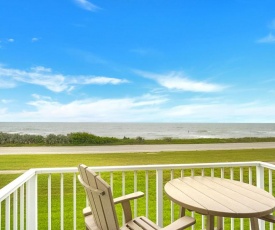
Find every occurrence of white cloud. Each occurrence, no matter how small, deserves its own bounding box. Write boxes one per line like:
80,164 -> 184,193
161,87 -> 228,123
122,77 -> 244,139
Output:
257,34 -> 275,43
0,65 -> 128,92
1,94 -> 275,122
31,66 -> 51,72
268,19 -> 275,30
74,0 -> 99,11
7,38 -> 14,42
134,70 -> 225,92
1,99 -> 12,104
0,108 -> 8,115
162,101 -> 275,122
81,76 -> 128,85
31,37 -> 39,42
0,94 -> 166,122
31,94 -> 52,101
0,78 -> 16,88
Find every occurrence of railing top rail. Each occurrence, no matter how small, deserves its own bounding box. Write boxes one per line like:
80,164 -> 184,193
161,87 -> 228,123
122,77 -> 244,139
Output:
0,169 -> 36,201
24,161 -> 264,174
259,161 -> 275,170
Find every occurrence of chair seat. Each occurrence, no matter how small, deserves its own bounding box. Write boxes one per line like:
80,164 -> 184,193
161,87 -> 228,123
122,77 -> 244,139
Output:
84,214 -> 101,230
121,216 -> 161,230
85,215 -> 160,230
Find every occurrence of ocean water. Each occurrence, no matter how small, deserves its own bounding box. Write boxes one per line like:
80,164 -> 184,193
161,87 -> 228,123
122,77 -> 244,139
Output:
0,122 -> 275,139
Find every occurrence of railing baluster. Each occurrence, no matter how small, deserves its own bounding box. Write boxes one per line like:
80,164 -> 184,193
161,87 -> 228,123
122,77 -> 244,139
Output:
0,201 -> 2,229
156,169 -> 163,227
191,168 -> 194,177
73,173 -> 77,230
221,167 -> 224,178
13,190 -> 18,230
181,169 -> 184,177
20,184 -> 24,230
268,169 -> 273,230
218,168 -> 225,229
122,171 -> 125,196
60,173 -> 64,230
230,168 -> 234,230
249,167 -> 252,185
230,167 -> 234,180
5,196 -> 10,230
201,168 -> 205,176
268,169 -> 273,194
240,167 -> 244,230
26,174 -> 37,230
191,211 -> 195,230
145,170 -> 149,218
0,201 -> 2,230
256,164 -> 265,230
170,170 -> 174,223
134,171 -> 137,218
240,167 -> 243,182
122,171 -> 126,224
110,172 -> 114,193
256,164 -> 265,189
48,174 -> 52,230
211,168 -> 214,177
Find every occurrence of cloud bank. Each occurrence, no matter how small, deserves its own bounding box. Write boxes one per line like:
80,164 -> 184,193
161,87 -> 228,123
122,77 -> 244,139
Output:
1,94 -> 275,122
0,65 -> 128,92
257,34 -> 275,43
134,70 -> 225,92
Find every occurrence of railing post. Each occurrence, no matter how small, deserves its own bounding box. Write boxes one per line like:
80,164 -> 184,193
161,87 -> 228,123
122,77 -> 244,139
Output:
26,174 -> 37,230
156,169 -> 163,227
5,196 -> 10,230
256,164 -> 265,230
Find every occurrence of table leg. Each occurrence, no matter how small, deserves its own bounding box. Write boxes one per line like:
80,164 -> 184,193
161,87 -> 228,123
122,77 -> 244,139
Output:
179,207 -> 185,217
250,218 -> 259,230
206,215 -> 215,230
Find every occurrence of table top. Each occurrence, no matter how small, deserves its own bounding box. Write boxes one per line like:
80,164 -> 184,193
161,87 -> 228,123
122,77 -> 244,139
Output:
165,176 -> 275,218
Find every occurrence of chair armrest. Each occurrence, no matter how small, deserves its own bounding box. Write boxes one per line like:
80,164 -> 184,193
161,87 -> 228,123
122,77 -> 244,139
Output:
161,216 -> 196,230
83,206 -> 92,216
113,191 -> 144,204
82,192 -> 144,220
259,214 -> 275,223
113,191 -> 144,223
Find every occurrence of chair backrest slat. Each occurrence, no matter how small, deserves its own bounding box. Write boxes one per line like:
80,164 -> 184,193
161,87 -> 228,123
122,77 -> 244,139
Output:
79,165 -> 103,229
78,164 -> 120,230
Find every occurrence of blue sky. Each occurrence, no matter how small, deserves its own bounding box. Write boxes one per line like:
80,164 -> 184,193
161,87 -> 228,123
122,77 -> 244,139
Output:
1,0 -> 275,122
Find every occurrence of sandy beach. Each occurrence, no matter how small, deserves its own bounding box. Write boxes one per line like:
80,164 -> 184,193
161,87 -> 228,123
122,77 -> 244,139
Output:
1,142 -> 275,155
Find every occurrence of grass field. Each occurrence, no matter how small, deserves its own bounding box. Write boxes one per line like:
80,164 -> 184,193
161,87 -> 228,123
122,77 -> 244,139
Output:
1,148 -> 275,229
1,148 -> 275,190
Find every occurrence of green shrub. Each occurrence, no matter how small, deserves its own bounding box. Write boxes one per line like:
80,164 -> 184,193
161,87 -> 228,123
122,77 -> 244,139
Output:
67,132 -> 119,145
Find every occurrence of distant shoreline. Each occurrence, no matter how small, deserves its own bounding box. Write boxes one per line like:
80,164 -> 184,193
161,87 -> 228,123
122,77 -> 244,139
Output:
1,142 -> 275,155
1,131 -> 275,147
1,123 -> 275,140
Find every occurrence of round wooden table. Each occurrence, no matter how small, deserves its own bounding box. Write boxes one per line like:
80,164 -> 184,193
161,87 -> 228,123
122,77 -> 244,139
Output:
165,176 -> 275,230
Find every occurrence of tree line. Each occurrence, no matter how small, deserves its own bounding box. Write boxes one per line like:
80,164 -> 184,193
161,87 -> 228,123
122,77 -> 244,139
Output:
1,131 -> 275,146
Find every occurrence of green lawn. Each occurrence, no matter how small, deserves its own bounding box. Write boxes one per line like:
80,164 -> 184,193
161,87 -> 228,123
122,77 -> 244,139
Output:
1,148 -> 275,188
1,148 -> 275,229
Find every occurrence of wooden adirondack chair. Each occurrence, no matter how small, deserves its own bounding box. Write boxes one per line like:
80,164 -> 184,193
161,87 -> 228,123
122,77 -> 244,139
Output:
78,164 -> 196,230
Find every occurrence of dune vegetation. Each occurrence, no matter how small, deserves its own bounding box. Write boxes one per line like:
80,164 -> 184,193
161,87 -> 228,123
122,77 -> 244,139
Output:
1,131 -> 275,146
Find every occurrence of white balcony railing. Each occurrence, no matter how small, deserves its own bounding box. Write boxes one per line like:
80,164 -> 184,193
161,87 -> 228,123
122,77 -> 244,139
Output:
1,161 -> 275,230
